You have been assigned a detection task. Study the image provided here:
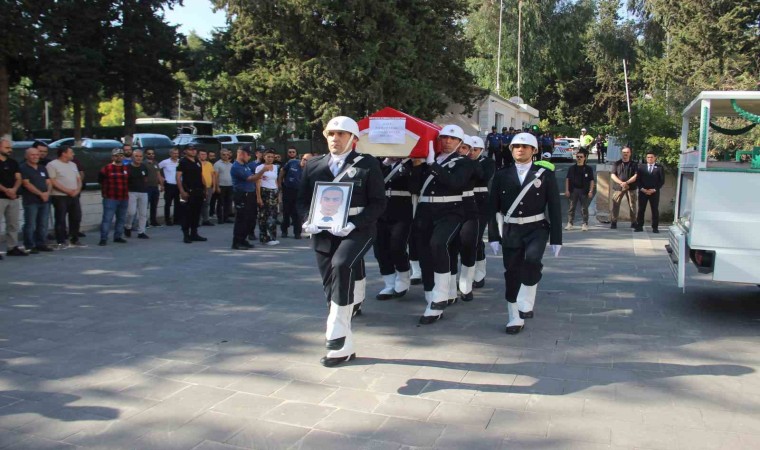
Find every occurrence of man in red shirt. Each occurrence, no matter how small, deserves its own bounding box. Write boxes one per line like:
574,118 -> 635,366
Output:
98,149 -> 130,246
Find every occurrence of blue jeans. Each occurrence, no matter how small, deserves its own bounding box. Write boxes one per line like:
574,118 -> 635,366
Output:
101,198 -> 129,240
23,202 -> 50,249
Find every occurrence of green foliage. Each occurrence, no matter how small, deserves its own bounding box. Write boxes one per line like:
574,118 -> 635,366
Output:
98,97 -> 144,127
620,96 -> 679,164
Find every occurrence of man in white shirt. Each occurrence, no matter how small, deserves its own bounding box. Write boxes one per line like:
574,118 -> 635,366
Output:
159,148 -> 180,226
213,149 -> 234,224
46,146 -> 82,247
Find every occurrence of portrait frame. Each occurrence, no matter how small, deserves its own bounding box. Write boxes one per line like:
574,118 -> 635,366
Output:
308,181 -> 354,230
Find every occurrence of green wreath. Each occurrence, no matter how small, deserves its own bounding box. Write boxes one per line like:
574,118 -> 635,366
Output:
731,99 -> 760,124
709,121 -> 757,135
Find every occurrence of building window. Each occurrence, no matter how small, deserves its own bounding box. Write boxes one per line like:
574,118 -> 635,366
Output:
495,113 -> 503,130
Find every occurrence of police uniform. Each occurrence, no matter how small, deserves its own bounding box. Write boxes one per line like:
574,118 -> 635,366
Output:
471,152 -> 496,290
451,155 -> 480,303
230,152 -> 257,249
411,129 -> 473,324
297,142 -> 386,366
488,148 -> 562,334
374,158 -> 414,300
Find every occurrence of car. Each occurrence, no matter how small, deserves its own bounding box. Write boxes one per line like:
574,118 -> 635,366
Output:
551,139 -> 575,161
48,137 -> 77,149
214,133 -> 258,149
131,133 -> 174,160
172,134 -> 221,153
564,137 -> 581,149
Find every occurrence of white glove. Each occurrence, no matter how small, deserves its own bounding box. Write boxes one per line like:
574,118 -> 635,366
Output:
330,222 -> 356,237
382,157 -> 397,166
302,222 -> 320,234
426,141 -> 435,165
489,242 -> 501,256
550,244 -> 562,257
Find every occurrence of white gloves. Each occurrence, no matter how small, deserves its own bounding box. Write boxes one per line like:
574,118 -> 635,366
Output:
489,242 -> 501,256
550,244 -> 562,257
382,157 -> 395,166
302,223 -> 320,234
426,141 -> 435,165
330,222 -> 356,237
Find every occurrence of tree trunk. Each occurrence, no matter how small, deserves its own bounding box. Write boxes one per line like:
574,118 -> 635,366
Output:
123,88 -> 136,144
84,93 -> 95,137
73,101 -> 82,145
51,92 -> 64,140
0,58 -> 10,137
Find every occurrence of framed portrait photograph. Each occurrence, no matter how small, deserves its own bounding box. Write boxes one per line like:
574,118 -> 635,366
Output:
308,181 -> 354,230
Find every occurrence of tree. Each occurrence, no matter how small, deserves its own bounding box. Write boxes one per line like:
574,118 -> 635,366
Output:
98,97 -> 144,126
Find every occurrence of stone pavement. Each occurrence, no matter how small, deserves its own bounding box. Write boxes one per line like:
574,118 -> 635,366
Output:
1,220 -> 759,449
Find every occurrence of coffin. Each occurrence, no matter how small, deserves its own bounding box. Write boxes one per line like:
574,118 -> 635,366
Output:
356,107 -> 441,158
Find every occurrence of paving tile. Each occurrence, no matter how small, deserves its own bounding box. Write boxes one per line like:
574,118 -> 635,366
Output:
192,441 -> 249,450
314,409 -> 389,437
320,387 -> 387,413
548,416 -> 612,444
372,416 -> 445,447
224,418 -> 310,449
373,394 -> 439,421
525,395 -> 585,414
298,429 -> 400,450
486,409 -> 550,438
271,380 -> 337,403
119,375 -> 192,401
211,392 -> 283,419
261,401 -> 336,427
610,420 -> 678,449
427,402 -> 494,428
433,425 -> 507,449
146,360 -> 209,381
226,373 -> 291,396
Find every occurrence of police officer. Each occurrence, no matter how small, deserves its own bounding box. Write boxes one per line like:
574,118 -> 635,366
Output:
177,145 -> 207,243
468,136 -> 495,291
488,132 -> 562,334
230,146 -> 270,249
450,136 -> 480,303
297,116 -> 386,367
486,126 -> 502,170
374,157 -> 414,300
411,124 -> 473,324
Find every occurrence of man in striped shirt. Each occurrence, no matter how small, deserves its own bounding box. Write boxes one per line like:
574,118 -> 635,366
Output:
98,149 -> 130,246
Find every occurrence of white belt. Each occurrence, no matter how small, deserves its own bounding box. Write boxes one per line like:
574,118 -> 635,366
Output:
462,191 -> 474,197
418,195 -> 462,203
505,213 -> 545,224
473,187 -> 488,193
386,190 -> 412,197
349,207 -> 364,216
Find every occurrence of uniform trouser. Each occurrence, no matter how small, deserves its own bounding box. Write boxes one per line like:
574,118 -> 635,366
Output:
637,190 -> 660,229
374,217 -> 412,275
180,190 -> 203,236
414,213 -> 461,292
51,195 -> 80,244
315,231 -> 374,307
598,149 -> 607,163
216,186 -> 233,223
201,187 -> 214,222
408,223 -> 418,261
0,198 -> 20,249
126,192 -> 148,234
23,202 -> 49,249
280,187 -> 300,236
456,216 -> 480,267
232,191 -> 256,243
475,214 -> 488,262
258,188 -> 279,242
146,186 -> 160,225
100,198 -> 128,241
209,190 -> 219,216
164,184 -> 180,224
501,224 -> 549,303
567,189 -> 591,225
492,148 -> 504,169
610,189 -> 637,223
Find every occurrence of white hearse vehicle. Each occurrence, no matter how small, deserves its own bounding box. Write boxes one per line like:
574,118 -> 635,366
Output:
666,91 -> 760,291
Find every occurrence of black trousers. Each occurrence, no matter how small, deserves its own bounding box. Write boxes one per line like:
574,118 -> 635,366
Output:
501,223 -> 549,303
209,191 -> 219,216
147,186 -> 160,224
216,186 -> 233,223
456,216 -> 480,267
374,217 -> 412,275
280,187 -> 301,236
475,214 -> 488,261
414,212 -> 462,291
164,184 -> 180,224
315,231 -> 374,306
51,195 -> 81,244
492,148 -> 504,170
233,191 -> 257,243
408,223 -> 419,262
179,190 -> 203,236
637,190 -> 660,229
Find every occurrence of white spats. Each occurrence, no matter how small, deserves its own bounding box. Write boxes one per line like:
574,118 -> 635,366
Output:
506,302 -> 525,334
516,283 -> 537,316
474,259 -> 487,283
458,264 -> 475,295
376,274 -> 396,300
326,304 -> 354,357
394,270 -> 410,294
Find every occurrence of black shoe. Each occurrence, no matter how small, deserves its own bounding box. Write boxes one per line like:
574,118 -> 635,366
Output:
224,219 -> 235,224
506,324 -> 524,334
6,247 -> 28,256
241,241 -> 254,248
35,245 -> 53,252
519,310 -> 534,319
473,279 -> 485,289
69,239 -> 83,247
461,292 -> 474,302
247,234 -> 256,241
124,228 -> 132,238
352,304 -> 362,317
231,243 -> 251,250
376,292 -> 394,301
282,232 -> 289,238
183,236 -> 192,243
419,314 -> 442,325
190,235 -> 207,242
652,228 -> 660,233
447,297 -> 458,306
631,222 -> 637,228
410,277 -> 422,286
294,235 -> 302,240
202,221 -> 215,226
151,221 -> 161,227
393,289 -> 407,298
77,231 -> 86,238
320,353 -> 356,368
29,248 -> 39,254
137,233 -> 150,239
610,222 -> 617,229
114,238 -> 127,243
98,240 -> 107,246
634,228 -> 643,232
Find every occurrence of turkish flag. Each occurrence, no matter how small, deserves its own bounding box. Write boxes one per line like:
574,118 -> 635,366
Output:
356,107 -> 441,158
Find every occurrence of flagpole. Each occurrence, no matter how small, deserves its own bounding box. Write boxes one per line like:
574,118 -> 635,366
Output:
496,0 -> 504,94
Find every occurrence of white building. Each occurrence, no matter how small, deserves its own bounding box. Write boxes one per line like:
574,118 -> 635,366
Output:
436,91 -> 540,138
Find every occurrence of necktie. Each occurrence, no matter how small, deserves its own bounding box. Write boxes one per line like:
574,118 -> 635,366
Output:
648,165 -> 653,173
332,159 -> 342,176
323,216 -> 333,222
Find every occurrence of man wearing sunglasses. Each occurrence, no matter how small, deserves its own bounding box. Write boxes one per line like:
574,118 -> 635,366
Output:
564,149 -> 595,231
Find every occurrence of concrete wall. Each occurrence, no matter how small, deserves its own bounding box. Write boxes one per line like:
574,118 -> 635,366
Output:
594,163 -> 677,224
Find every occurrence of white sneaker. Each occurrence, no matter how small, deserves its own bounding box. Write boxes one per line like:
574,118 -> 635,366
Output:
266,240 -> 280,246
581,224 -> 589,231
564,223 -> 574,230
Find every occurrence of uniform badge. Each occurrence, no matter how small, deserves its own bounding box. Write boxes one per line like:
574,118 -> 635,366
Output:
347,167 -> 357,178
533,178 -> 542,188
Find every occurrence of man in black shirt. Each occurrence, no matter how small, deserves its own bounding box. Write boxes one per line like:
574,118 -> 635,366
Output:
20,147 -> 53,253
0,137 -> 26,257
177,145 -> 206,243
125,150 -> 150,239
610,146 -> 638,229
564,149 -> 595,231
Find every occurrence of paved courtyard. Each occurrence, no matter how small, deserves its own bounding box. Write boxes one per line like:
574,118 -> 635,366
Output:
1,218 -> 759,449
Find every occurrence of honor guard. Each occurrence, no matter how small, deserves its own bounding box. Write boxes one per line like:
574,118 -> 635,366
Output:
466,136 -> 495,291
297,116 -> 386,367
411,124 -> 473,325
374,157 -> 414,300
450,136 -> 481,303
488,132 -> 562,334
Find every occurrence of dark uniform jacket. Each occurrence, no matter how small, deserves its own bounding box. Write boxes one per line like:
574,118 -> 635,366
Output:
488,163 -> 562,245
410,151 -> 473,221
461,157 -> 481,216
473,155 -> 495,217
636,163 -> 665,190
297,150 -> 387,252
381,159 -> 413,222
